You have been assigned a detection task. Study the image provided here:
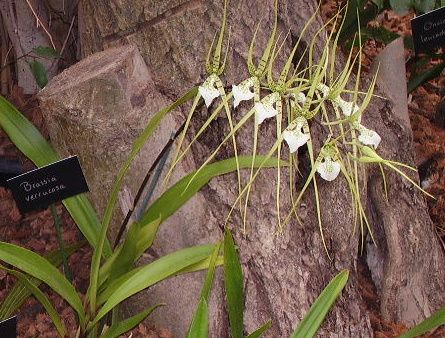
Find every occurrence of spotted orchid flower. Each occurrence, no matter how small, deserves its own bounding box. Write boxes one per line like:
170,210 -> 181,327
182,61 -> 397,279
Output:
353,122 -> 381,149
198,74 -> 220,107
283,116 -> 310,153
334,98 -> 360,117
254,92 -> 281,125
232,77 -> 257,108
317,83 -> 330,99
317,153 -> 341,182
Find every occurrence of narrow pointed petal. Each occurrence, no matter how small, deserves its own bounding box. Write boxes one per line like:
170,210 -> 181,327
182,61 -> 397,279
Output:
317,157 -> 341,181
357,124 -> 381,149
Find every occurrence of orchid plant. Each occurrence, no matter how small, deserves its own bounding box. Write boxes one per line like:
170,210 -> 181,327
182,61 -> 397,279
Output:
165,0 -> 430,255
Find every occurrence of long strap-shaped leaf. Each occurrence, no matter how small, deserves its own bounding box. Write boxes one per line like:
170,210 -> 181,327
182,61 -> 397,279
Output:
101,304 -> 164,338
139,155 -> 284,226
0,265 -> 66,337
399,304 -> 445,337
224,229 -> 244,338
290,270 -> 349,338
246,320 -> 272,338
0,242 -> 86,327
0,241 -> 84,319
88,87 -> 197,312
0,96 -> 109,257
91,244 -> 216,325
186,242 -> 221,338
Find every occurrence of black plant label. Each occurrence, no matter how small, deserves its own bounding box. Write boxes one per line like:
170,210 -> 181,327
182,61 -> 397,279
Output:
411,6 -> 445,54
0,316 -> 17,338
7,156 -> 89,213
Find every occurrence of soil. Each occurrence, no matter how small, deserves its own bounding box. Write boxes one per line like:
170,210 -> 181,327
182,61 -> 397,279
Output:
1,2 -> 445,338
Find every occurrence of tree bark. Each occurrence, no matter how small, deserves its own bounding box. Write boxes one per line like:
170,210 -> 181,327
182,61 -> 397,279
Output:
39,0 -> 445,336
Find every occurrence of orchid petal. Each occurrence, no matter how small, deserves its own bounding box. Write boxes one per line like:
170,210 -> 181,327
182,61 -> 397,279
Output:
283,117 -> 309,153
232,77 -> 256,108
254,92 -> 280,125
317,83 -> 330,98
198,74 -> 220,107
357,124 -> 381,149
317,157 -> 341,181
296,92 -> 306,105
335,98 -> 359,117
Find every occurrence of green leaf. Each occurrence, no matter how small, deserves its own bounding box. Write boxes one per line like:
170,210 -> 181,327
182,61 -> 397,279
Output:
186,298 -> 209,338
88,87 -> 197,312
339,0 -> 378,43
140,155 -> 285,226
93,244 -> 216,324
0,241 -> 84,319
32,46 -> 60,59
413,0 -> 436,13
97,255 -> 222,306
371,0 -> 386,10
246,320 -> 272,338
408,62 -> 445,93
29,60 -> 48,88
390,0 -> 411,14
200,242 -> 221,301
186,243 -> 221,338
399,305 -> 445,338
107,221 -> 140,281
291,270 -> 349,338
390,0 -> 436,14
0,265 -> 66,337
0,242 -> 86,326
0,96 -> 110,256
101,304 -> 164,338
224,229 -> 244,338
360,27 -> 399,44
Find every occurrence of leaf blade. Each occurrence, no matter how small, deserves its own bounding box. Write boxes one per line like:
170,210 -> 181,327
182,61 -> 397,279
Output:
101,304 -> 164,338
93,244 -> 216,324
291,270 -> 349,338
224,229 -> 244,338
0,242 -> 86,325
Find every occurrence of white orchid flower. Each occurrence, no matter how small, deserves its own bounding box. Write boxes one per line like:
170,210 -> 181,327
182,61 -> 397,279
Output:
317,156 -> 341,181
198,74 -> 220,107
283,117 -> 310,153
254,92 -> 280,125
232,77 -> 257,108
355,123 -> 381,149
317,83 -> 330,98
334,98 -> 360,117
295,92 -> 307,105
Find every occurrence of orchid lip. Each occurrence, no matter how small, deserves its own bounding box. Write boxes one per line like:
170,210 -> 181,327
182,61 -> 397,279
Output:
317,157 -> 341,181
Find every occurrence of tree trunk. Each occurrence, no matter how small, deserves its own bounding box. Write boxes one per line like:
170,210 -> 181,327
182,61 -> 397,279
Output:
41,0 -> 445,336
